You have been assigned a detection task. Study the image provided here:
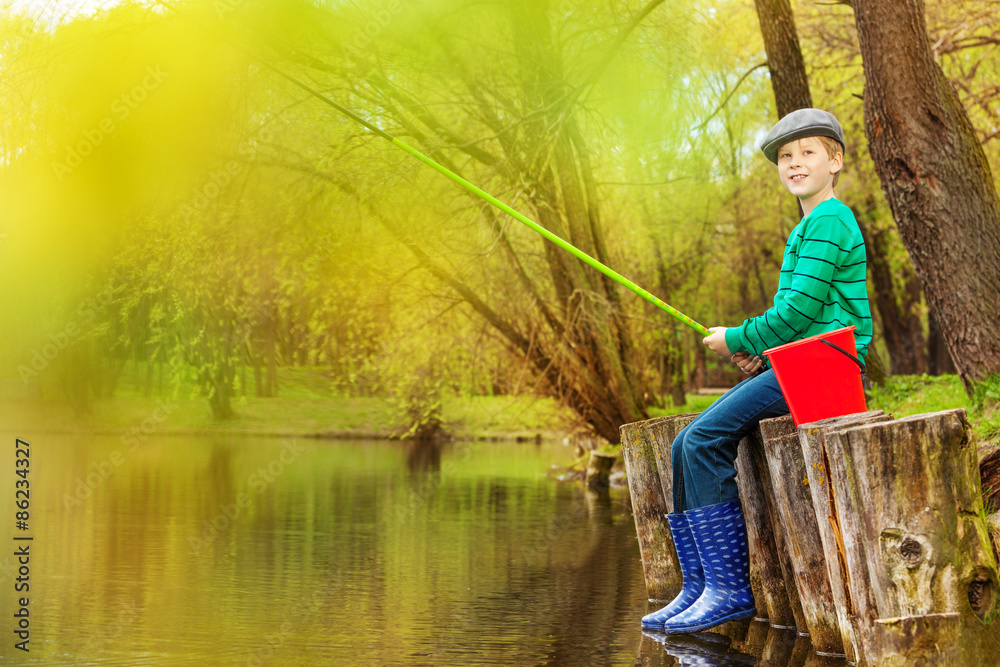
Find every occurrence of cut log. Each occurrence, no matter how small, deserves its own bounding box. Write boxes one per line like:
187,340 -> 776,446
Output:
764,431 -> 845,656
740,415 -> 808,632
761,411 -> 888,659
759,626 -> 799,665
620,415 -> 693,600
584,450 -> 617,489
799,411 -> 892,666
872,613 -> 962,666
823,409 -> 1000,664
644,413 -> 698,512
733,618 -> 770,658
735,421 -> 800,629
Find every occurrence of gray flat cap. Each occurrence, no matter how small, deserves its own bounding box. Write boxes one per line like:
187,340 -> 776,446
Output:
761,108 -> 845,164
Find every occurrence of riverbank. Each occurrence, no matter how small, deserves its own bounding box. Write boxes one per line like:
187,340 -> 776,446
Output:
0,393 -> 584,442
3,373 -> 994,446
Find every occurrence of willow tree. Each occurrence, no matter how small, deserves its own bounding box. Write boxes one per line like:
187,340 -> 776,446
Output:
253,0 -> 678,441
853,0 -> 1000,388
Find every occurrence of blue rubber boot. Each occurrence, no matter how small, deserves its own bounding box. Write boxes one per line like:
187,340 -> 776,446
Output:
662,499 -> 756,634
640,513 -> 705,629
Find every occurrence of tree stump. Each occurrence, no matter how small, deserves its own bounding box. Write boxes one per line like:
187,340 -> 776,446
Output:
762,411 -> 888,659
872,613 -> 964,666
735,421 -> 801,629
799,411 -> 892,665
753,416 -> 809,633
732,618 -> 770,658
621,415 -> 693,600
822,409 -> 1000,665
585,450 -> 617,489
644,413 -> 698,512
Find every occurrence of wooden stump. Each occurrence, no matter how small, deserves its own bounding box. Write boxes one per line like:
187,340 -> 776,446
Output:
644,413 -> 697,512
737,416 -> 806,631
823,409 -> 1000,665
755,417 -> 809,634
762,411 -> 888,658
585,450 -> 617,489
799,411 -> 892,665
872,613 -> 963,666
733,618 -> 770,658
759,626 -> 799,665
621,415 -> 695,600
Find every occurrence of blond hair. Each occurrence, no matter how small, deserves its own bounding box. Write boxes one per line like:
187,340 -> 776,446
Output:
815,136 -> 844,187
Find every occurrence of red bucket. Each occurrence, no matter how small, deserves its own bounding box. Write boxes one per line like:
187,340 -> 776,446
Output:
763,326 -> 867,427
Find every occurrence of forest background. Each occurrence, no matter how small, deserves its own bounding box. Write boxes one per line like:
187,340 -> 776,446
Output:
1,0 -> 998,444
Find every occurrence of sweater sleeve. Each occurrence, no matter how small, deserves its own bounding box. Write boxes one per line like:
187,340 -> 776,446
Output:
726,214 -> 849,356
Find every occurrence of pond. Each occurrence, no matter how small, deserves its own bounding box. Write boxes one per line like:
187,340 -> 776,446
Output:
0,434 -> 846,665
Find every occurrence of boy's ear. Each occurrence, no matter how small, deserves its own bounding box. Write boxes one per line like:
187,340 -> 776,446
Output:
830,151 -> 844,174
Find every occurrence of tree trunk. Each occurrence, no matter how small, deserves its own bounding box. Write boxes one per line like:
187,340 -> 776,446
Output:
752,0 -> 812,118
853,0 -> 1000,391
857,215 -> 927,375
927,310 -> 957,375
647,413 -> 697,512
265,312 -> 277,398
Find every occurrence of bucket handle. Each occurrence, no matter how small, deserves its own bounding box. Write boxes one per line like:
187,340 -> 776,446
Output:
820,339 -> 866,373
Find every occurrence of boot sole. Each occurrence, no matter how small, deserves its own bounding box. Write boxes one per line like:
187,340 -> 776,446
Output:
661,607 -> 756,635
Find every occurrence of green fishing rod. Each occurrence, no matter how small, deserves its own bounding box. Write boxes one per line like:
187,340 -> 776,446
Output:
153,0 -> 711,337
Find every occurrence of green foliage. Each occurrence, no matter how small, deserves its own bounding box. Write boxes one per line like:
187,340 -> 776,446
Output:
2,0 -> 998,432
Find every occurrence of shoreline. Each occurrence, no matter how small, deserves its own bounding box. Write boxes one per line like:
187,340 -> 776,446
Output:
0,394 -> 578,443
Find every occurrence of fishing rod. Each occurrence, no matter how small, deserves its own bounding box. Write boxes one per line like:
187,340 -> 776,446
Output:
153,0 -> 711,337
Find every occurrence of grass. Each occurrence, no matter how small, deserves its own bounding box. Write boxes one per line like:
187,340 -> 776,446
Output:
0,359 -> 580,441
648,393 -> 722,418
0,393 -> 579,441
865,373 -> 1000,447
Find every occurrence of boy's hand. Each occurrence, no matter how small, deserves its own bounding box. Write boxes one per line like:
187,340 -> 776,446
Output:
732,352 -> 764,376
703,327 -> 731,357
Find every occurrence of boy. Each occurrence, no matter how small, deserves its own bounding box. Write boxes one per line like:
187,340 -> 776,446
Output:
642,108 -> 873,634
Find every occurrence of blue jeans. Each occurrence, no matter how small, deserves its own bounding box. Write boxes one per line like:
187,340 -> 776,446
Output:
671,369 -> 789,512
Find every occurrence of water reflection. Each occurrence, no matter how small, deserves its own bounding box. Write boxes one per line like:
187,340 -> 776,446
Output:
0,434 -> 852,665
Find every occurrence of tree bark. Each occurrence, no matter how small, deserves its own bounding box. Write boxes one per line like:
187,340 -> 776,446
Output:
853,0 -> 1000,390
752,0 -> 813,118
799,411 -> 894,666
753,416 -> 808,632
763,431 -> 846,656
822,409 -> 1000,664
927,310 -> 957,375
646,413 -> 697,512
620,416 -> 681,600
735,420 -> 801,629
857,215 -> 927,375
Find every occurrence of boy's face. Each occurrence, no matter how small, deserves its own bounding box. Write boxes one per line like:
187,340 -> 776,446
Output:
776,136 -> 843,199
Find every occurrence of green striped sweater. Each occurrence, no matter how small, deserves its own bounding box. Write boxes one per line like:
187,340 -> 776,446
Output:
724,197 -> 873,365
